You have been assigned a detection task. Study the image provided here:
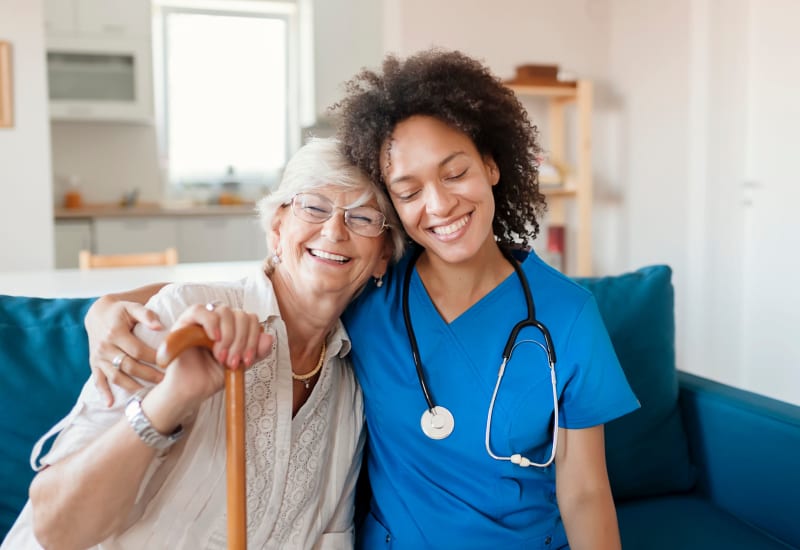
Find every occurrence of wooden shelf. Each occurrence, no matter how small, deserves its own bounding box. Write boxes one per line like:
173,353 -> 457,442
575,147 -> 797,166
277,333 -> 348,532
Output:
541,186 -> 578,198
509,79 -> 593,276
506,83 -> 578,100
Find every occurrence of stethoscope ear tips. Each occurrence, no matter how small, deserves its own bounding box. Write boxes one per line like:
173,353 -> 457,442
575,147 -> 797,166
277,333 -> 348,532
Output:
510,454 -> 531,468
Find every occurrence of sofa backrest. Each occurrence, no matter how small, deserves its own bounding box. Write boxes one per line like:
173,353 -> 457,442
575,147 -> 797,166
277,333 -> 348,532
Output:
0,295 -> 96,540
576,265 -> 697,500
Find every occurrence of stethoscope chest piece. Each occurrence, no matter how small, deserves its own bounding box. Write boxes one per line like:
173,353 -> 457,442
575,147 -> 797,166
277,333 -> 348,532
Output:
421,406 -> 455,440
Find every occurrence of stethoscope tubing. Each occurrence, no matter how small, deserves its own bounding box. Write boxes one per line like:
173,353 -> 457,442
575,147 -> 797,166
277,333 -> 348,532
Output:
402,245 -> 560,466
402,247 -> 438,413
402,245 -> 558,420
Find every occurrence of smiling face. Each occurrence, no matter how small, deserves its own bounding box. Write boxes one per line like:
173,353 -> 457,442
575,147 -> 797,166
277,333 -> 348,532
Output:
270,184 -> 391,300
381,115 -> 500,267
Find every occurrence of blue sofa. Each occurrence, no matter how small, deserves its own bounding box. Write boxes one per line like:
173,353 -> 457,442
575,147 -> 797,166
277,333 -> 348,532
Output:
2,265 -> 799,548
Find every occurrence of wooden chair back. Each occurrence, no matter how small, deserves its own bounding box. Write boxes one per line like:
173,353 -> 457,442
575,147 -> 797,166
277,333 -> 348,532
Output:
78,248 -> 178,270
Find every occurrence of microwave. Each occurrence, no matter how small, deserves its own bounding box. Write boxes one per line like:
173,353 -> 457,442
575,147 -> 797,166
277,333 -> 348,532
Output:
46,36 -> 153,122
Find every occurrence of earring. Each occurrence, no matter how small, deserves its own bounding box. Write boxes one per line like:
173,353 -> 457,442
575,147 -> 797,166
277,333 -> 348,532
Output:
270,246 -> 282,267
374,274 -> 384,288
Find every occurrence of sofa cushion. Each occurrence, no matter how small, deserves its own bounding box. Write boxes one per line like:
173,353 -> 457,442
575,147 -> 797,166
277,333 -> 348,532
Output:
0,295 -> 96,540
576,266 -> 696,500
617,495 -> 790,550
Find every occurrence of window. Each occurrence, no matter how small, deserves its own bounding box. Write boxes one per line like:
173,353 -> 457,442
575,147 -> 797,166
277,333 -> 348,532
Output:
153,0 -> 310,191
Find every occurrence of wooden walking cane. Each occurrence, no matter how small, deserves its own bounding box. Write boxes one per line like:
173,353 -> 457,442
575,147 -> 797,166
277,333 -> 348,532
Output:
156,325 -> 248,550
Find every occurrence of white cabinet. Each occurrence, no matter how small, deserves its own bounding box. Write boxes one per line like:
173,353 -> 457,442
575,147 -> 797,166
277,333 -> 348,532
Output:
54,220 -> 93,268
47,37 -> 153,122
76,0 -> 151,37
43,0 -> 153,122
89,215 -> 266,264
43,0 -> 76,35
44,0 -> 150,38
94,218 -> 178,255
177,216 -> 268,263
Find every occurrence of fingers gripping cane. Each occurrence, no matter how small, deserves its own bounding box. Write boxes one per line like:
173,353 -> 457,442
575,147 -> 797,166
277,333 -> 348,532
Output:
156,325 -> 248,550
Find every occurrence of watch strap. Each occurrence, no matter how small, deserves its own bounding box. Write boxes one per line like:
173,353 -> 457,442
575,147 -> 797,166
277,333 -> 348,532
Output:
124,389 -> 184,452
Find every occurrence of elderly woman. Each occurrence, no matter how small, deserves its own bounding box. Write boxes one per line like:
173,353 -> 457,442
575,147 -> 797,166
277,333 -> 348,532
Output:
1,137 -> 403,550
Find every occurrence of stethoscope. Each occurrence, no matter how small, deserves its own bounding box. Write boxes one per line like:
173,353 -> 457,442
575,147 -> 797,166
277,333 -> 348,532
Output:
402,246 -> 560,468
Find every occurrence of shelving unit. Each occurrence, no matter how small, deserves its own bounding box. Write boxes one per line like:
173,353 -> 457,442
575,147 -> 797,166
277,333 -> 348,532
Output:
507,79 -> 593,276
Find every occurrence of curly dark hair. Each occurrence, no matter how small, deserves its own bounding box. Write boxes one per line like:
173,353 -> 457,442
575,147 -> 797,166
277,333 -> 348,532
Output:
333,49 -> 546,245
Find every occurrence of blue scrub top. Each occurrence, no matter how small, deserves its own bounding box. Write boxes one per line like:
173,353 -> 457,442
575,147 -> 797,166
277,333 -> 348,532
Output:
343,248 -> 639,549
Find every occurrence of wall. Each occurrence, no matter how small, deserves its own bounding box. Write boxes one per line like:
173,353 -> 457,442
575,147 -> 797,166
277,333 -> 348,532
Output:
0,0 -> 54,270
50,122 -> 162,205
605,0 -> 693,367
313,0 -> 383,117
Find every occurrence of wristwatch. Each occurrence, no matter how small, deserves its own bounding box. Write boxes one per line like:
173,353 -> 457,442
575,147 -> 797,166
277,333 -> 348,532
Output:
124,389 -> 184,452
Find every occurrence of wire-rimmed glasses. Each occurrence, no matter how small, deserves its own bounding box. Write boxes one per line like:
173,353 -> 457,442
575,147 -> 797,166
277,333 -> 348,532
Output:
289,192 -> 387,238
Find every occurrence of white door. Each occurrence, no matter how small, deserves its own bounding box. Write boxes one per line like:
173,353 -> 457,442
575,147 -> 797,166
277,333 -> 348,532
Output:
739,0 -> 800,404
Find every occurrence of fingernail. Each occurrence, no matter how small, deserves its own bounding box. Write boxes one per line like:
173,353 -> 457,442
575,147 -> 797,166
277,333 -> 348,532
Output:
218,349 -> 228,365
228,354 -> 239,368
243,351 -> 253,366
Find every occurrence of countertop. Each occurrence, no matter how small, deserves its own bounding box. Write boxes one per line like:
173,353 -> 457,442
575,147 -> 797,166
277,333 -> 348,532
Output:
55,202 -> 259,220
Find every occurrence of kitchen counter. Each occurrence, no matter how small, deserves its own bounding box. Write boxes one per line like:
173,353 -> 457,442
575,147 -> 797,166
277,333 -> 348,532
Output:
54,202 -> 259,219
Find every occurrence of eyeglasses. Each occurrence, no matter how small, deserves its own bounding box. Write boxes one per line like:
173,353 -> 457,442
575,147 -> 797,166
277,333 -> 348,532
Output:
289,193 -> 387,238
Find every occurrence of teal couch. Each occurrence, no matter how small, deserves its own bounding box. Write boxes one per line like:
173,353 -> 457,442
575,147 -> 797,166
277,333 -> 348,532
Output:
577,266 -> 799,549
2,265 -> 799,548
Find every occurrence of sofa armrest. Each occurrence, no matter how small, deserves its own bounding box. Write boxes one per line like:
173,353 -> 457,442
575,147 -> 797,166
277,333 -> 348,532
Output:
678,370 -> 800,548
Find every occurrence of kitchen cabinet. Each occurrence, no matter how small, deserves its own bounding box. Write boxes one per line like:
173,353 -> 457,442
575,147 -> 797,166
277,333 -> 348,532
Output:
43,0 -> 76,35
44,0 -> 150,38
94,218 -> 178,255
54,220 -> 92,269
177,216 -> 268,263
43,0 -> 153,122
83,214 -> 266,265
507,79 -> 593,276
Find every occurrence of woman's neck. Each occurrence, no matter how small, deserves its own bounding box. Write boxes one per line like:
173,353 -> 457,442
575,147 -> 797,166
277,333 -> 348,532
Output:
268,270 -> 344,365
415,240 -> 514,323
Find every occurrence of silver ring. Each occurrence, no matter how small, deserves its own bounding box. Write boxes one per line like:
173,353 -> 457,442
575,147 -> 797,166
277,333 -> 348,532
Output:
205,301 -> 222,312
112,353 -> 126,370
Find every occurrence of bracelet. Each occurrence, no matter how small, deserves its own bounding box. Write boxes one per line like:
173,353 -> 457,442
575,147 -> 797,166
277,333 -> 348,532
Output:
124,389 -> 184,452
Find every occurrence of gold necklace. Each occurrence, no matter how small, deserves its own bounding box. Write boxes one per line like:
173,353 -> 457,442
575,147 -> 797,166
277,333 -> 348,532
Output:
292,341 -> 327,389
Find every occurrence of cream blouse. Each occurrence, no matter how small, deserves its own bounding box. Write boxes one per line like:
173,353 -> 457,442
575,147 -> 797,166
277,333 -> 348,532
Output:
3,268 -> 365,550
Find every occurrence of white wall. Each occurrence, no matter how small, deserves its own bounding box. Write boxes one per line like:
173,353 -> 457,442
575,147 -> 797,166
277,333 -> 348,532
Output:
313,0 -> 383,117
605,0 -> 694,368
0,0 -> 54,270
383,0 -> 610,80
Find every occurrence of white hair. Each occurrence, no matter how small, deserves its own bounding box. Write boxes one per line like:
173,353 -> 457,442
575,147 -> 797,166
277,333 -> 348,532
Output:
257,137 -> 405,263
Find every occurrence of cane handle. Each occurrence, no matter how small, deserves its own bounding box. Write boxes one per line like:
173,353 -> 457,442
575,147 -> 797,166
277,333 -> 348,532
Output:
156,324 -> 215,368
